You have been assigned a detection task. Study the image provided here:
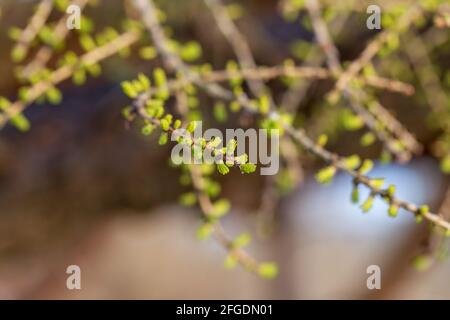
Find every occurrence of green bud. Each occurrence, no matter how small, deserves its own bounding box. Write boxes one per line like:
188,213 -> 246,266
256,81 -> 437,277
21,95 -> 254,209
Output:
73,69 -> 87,85
317,134 -> 328,147
206,180 -> 221,197
11,46 -> 26,63
131,80 -> 145,93
10,113 -> 30,132
121,81 -> 138,98
180,41 -> 202,62
340,109 -> 364,131
0,97 -> 11,111
139,46 -> 157,60
388,204 -> 398,217
217,163 -> 230,175
258,95 -> 270,114
138,73 -> 151,89
415,214 -> 424,224
210,199 -> 230,218
79,34 -> 96,51
440,155 -> 450,174
196,223 -> 214,240
160,119 -> 170,131
344,155 -> 361,170
173,119 -> 182,129
154,68 -> 167,87
18,87 -> 30,102
360,132 -> 376,147
361,196 -> 374,213
239,163 -> 256,174
359,159 -> 374,174
226,60 -> 242,87
213,102 -> 227,123
351,186 -> 359,203
224,254 -> 238,269
158,132 -> 168,145
419,205 -> 429,215
179,192 -> 197,206
257,262 -> 278,279
315,166 -> 336,184
230,101 -> 241,112
141,124 -> 155,136
46,87 -> 63,105
186,121 -> 197,133
387,184 -> 396,197
86,64 -> 101,77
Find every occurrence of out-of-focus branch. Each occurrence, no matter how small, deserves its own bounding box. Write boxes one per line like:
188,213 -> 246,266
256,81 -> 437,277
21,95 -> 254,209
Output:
189,166 -> 259,272
403,32 -> 449,115
332,7 -> 421,94
20,0 -> 90,79
204,0 -> 266,96
132,0 -> 450,234
305,0 -> 421,162
281,10 -> 350,112
11,0 -> 54,63
0,31 -> 140,129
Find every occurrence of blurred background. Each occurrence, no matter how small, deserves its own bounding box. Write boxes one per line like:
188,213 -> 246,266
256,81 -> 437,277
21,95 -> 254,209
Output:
0,0 -> 449,299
